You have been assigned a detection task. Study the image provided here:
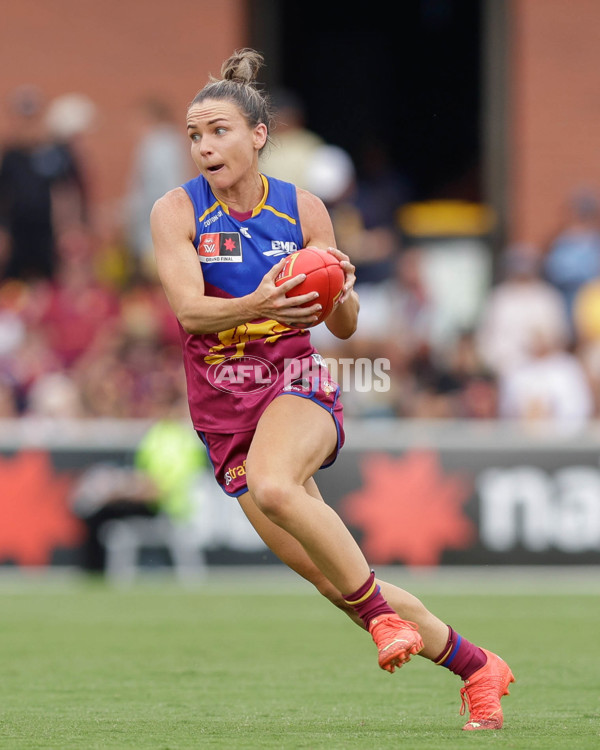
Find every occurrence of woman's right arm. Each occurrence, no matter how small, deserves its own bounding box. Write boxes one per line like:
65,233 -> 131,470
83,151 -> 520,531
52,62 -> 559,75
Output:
150,188 -> 321,334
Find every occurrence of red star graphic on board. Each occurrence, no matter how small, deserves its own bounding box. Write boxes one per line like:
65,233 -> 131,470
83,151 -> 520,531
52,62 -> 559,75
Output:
0,451 -> 84,566
340,450 -> 475,566
223,237 -> 237,252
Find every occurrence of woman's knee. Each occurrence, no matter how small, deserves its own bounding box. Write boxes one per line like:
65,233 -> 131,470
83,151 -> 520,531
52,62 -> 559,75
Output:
246,471 -> 293,522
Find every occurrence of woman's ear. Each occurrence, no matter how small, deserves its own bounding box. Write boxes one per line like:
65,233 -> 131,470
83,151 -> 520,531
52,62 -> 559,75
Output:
253,122 -> 268,151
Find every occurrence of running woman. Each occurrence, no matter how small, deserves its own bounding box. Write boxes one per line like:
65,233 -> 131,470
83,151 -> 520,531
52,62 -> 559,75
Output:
150,48 -> 514,731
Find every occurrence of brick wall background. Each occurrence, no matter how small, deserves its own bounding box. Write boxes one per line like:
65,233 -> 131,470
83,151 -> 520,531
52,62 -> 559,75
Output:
508,0 -> 600,245
0,0 -> 246,219
1,0 -> 599,248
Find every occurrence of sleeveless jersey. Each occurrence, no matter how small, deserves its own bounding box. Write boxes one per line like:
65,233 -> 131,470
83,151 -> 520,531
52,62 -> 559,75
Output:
179,173 -> 319,432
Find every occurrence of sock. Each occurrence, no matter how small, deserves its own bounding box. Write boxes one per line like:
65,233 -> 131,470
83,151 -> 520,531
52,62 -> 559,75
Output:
342,571 -> 395,630
433,626 -> 487,680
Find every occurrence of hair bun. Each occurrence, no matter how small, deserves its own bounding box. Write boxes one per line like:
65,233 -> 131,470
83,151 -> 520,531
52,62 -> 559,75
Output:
221,48 -> 264,84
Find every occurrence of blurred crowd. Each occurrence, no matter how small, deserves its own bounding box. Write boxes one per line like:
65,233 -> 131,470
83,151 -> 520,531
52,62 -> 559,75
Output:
2,85 -> 600,433
0,85 -> 190,420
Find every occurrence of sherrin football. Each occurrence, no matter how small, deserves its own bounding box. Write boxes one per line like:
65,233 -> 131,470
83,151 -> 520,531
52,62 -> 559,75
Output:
275,247 -> 345,326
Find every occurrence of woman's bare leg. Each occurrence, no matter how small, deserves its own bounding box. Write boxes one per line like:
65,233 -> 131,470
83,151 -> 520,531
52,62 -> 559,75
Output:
244,395 -> 371,595
237,475 -> 449,659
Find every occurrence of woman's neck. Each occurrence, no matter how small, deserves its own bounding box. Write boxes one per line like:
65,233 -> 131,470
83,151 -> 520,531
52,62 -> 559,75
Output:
214,172 -> 265,214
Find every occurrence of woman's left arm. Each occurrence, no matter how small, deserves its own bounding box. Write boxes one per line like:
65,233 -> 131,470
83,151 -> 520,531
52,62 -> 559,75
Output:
297,188 -> 360,339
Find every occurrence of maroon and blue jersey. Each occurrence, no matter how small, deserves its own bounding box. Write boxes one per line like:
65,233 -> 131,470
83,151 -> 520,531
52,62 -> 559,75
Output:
179,173 -> 319,432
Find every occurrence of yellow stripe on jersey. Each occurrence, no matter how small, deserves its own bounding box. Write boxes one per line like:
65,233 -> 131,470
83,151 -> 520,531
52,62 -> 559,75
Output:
260,173 -> 297,223
258,174 -> 296,223
262,203 -> 298,224
198,201 -> 221,223
249,174 -> 269,217
198,175 -> 297,224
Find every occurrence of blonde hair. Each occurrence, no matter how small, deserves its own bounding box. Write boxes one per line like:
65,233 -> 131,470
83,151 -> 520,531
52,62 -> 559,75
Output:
189,49 -> 272,142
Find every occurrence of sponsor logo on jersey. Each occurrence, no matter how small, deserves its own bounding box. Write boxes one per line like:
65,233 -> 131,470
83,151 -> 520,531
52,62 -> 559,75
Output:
198,232 -> 243,262
224,459 -> 247,486
202,210 -> 224,228
263,240 -> 298,257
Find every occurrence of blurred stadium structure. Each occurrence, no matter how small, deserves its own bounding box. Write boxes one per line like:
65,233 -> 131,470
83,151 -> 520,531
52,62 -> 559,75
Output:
1,1 -> 600,575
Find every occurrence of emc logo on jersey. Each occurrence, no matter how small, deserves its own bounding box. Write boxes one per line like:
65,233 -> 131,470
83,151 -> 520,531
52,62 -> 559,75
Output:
264,240 -> 298,257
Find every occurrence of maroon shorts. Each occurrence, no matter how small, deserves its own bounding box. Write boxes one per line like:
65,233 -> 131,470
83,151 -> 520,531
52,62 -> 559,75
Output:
197,362 -> 345,497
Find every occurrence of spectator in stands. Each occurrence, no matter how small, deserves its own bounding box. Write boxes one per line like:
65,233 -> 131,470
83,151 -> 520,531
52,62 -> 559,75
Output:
32,234 -> 121,369
125,97 -> 190,280
4,324 -> 62,414
259,88 -> 325,190
0,374 -> 19,417
378,247 -> 437,417
352,138 -> 413,232
0,86 -> 87,282
26,370 -> 84,418
445,331 -> 498,419
571,276 -> 600,416
329,200 -> 401,287
542,187 -> 600,328
0,279 -> 27,363
497,324 -> 594,433
44,92 -> 97,232
476,243 -> 570,377
409,329 -> 498,421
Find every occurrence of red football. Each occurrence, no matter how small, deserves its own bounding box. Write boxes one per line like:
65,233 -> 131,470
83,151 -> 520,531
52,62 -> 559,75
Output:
275,247 -> 345,326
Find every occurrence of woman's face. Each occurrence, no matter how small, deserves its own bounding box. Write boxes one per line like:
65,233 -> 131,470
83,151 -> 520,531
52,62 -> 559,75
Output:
186,98 -> 267,194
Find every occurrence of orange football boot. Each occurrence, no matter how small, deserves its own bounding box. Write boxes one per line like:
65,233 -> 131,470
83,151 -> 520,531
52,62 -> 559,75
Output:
460,649 -> 515,730
368,613 -> 424,673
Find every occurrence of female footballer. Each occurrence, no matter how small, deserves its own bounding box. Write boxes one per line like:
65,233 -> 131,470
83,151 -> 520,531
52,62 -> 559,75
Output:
150,48 -> 514,731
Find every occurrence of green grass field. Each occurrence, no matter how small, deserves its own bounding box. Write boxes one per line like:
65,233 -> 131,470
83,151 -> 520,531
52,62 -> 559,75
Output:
0,567 -> 598,749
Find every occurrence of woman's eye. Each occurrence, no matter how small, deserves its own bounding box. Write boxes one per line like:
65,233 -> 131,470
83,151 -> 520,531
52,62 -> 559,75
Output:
190,134 -> 200,142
